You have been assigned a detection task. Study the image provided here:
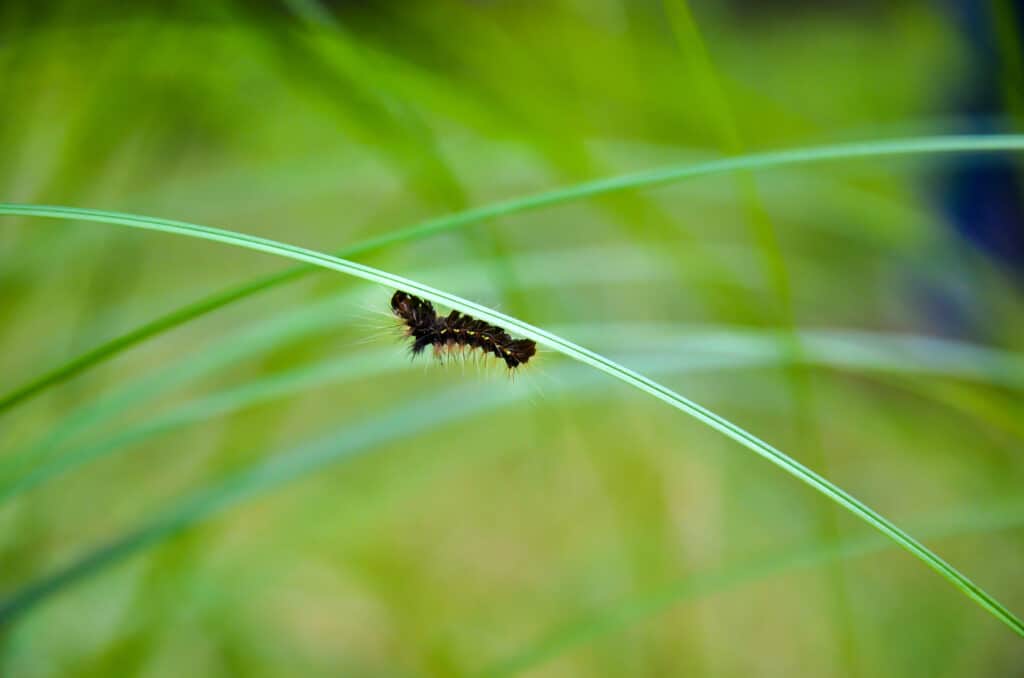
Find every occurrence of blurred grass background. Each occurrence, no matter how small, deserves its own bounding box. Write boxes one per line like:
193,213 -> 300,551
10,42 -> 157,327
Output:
2,1 -> 1024,676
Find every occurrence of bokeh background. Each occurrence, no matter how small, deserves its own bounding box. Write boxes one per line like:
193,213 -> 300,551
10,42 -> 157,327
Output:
2,1 -> 1024,676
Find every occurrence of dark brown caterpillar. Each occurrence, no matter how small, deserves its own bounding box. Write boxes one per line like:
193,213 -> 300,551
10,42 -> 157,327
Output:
390,290 -> 536,369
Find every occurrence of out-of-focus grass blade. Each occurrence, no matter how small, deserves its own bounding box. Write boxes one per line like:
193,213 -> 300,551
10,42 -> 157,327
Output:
567,325 -> 1024,389
0,291 -> 358,483
0,268 -> 302,413
0,349 -> 396,503
3,350 -> 1018,631
6,325 -> 1024,505
1,205 -> 1021,636
2,352 -> 1023,635
3,134 -> 1023,415
0,374 -> 529,623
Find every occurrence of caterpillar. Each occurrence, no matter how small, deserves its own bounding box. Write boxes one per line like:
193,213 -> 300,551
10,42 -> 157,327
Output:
390,290 -> 537,369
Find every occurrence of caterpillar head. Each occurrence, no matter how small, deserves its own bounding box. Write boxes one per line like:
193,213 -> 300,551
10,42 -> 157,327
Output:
502,338 -> 537,369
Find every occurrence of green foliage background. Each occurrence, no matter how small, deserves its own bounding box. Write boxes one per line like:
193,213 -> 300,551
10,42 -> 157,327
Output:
2,1 -> 1023,676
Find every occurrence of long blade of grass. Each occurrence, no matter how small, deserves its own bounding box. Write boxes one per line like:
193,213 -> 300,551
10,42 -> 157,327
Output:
3,134 -> 1023,414
2,204 -> 1022,636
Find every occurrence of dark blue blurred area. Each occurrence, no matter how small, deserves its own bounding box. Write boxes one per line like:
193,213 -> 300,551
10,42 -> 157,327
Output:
940,152 -> 1024,274
937,0 -> 1024,278
907,0 -> 1024,339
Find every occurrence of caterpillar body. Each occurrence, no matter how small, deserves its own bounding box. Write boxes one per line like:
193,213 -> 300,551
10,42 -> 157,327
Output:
390,290 -> 537,370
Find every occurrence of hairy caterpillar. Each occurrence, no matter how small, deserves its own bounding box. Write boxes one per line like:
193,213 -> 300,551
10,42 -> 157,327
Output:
390,290 -> 537,369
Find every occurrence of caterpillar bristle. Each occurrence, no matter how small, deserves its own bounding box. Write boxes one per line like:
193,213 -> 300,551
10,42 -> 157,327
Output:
389,290 -> 537,372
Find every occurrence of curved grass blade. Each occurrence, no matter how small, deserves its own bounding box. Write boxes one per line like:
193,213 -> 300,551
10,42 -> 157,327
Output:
2,205 -> 1022,636
3,133 -> 1024,414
